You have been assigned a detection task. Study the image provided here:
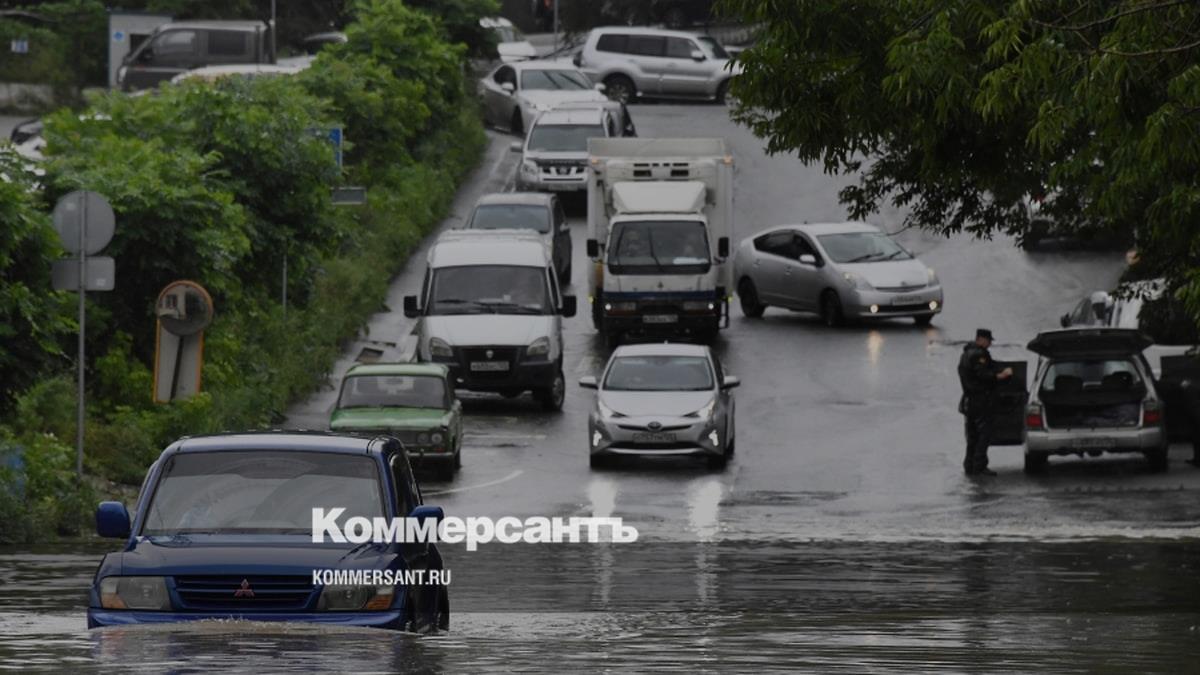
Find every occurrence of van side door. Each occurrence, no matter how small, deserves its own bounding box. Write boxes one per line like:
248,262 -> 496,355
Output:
126,28 -> 200,90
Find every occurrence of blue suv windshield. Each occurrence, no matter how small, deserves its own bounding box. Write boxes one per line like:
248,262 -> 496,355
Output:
142,451 -> 385,535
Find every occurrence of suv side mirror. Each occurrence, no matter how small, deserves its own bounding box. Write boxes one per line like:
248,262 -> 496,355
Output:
594,82 -> 606,92
561,295 -> 577,317
1059,313 -> 1070,328
409,504 -> 443,524
579,375 -> 598,389
403,295 -> 420,318
573,53 -> 582,68
510,141 -> 523,152
799,253 -> 816,265
586,239 -> 599,258
96,501 -> 131,539
721,375 -> 740,390
717,237 -> 730,258
501,81 -> 515,94
690,49 -> 706,61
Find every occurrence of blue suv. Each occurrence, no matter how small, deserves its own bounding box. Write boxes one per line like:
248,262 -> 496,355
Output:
87,432 -> 448,632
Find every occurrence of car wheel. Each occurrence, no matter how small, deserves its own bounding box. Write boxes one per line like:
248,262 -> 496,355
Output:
454,447 -> 462,469
405,583 -> 440,634
510,108 -> 524,135
1023,451 -> 1048,474
435,462 -> 456,482
1145,446 -> 1169,472
707,453 -> 728,470
437,586 -> 450,631
914,314 -> 934,326
589,454 -> 610,469
591,298 -> 603,330
738,278 -> 766,318
820,290 -> 845,327
603,75 -> 635,104
715,79 -> 731,104
536,367 -> 565,411
603,329 -> 621,350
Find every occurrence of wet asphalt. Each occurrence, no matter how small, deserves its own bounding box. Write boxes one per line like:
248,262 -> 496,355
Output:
2,105 -> 1199,672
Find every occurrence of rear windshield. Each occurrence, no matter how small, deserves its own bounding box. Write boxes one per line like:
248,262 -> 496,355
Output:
1041,359 -> 1142,394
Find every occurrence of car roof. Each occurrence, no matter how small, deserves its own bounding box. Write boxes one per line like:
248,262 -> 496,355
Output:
157,20 -> 267,31
173,64 -> 306,82
474,192 -> 553,207
785,222 -> 882,236
590,25 -> 712,40
170,431 -> 385,456
611,342 -> 711,358
429,230 -> 551,268
534,108 -> 606,126
344,362 -> 449,378
510,59 -> 581,72
1028,328 -> 1153,359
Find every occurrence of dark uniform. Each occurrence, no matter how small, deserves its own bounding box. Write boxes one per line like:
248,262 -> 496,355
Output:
958,330 -> 1005,475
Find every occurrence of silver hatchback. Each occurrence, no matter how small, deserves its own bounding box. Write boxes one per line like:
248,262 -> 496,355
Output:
580,343 -> 739,469
733,222 -> 944,326
573,26 -> 740,103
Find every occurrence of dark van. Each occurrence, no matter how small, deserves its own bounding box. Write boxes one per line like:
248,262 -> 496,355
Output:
118,21 -> 273,92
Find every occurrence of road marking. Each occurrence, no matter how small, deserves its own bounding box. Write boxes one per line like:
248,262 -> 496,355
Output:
424,469 -> 524,495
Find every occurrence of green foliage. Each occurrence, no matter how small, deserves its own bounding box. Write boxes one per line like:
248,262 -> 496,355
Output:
405,0 -> 500,54
0,428 -> 96,543
722,0 -> 1200,322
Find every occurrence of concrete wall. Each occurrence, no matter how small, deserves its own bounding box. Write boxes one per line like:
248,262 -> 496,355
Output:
0,82 -> 54,112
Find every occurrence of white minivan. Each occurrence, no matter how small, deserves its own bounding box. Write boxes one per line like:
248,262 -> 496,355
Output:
403,230 -> 576,410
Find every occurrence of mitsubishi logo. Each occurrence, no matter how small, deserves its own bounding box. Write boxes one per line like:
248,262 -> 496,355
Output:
647,421 -> 662,430
485,349 -> 494,358
233,579 -> 254,598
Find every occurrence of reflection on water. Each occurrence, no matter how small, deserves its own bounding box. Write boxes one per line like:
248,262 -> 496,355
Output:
2,541 -> 1198,672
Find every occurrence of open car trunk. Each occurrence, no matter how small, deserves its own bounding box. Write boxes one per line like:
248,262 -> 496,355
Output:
1040,385 -> 1145,428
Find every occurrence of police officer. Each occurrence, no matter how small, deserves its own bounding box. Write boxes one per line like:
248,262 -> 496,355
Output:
958,328 -> 1013,476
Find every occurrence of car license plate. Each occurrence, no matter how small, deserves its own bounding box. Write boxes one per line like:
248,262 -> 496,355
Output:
633,432 -> 676,443
891,293 -> 924,305
1071,437 -> 1113,449
643,314 -> 678,324
546,183 -> 578,191
470,361 -> 509,372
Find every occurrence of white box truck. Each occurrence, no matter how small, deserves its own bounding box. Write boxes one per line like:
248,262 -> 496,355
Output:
585,138 -> 734,345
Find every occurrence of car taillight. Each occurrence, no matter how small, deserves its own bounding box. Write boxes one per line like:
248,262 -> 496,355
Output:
1025,405 -> 1044,430
1143,401 -> 1163,426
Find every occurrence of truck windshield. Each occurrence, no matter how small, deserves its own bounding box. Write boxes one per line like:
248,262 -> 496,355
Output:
468,204 -> 551,233
817,232 -> 912,263
142,451 -> 384,535
428,265 -> 552,315
604,356 -> 714,391
338,375 -> 446,410
527,124 -> 605,152
607,220 -> 710,274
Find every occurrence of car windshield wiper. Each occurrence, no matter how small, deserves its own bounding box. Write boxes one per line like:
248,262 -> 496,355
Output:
432,298 -> 492,313
846,252 -> 882,263
476,301 -> 545,315
880,250 -> 907,260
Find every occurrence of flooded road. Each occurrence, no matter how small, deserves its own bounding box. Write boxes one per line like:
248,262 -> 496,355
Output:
2,541 -> 1198,672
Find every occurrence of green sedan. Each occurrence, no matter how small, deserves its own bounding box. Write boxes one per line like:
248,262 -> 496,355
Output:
330,363 -> 463,480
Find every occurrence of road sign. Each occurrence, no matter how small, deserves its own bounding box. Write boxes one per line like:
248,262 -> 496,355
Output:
153,281 -> 214,403
52,190 -> 115,255
328,127 -> 343,168
332,186 -> 367,205
51,257 -> 116,291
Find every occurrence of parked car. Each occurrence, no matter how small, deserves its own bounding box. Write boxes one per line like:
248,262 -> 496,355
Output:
170,62 -> 308,84
514,106 -> 620,194
479,60 -> 608,135
1023,328 -> 1169,473
329,363 -> 463,480
464,192 -> 572,283
733,222 -> 944,326
480,17 -> 537,63
404,230 -> 577,410
86,432 -> 448,631
573,26 -> 740,103
580,342 -> 738,469
8,117 -> 41,144
1058,279 -> 1200,438
118,20 -> 274,92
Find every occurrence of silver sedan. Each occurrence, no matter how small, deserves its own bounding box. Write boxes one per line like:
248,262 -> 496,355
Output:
579,343 -> 738,470
733,222 -> 944,326
478,60 -> 608,135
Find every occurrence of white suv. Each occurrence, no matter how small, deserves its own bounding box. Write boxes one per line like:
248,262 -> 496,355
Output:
573,26 -> 740,103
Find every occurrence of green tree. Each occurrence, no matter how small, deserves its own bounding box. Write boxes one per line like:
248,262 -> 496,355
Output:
721,0 -> 1200,311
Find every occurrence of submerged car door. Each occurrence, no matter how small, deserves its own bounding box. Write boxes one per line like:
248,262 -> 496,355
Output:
990,361 -> 1029,445
1157,353 -> 1200,439
748,231 -> 794,304
126,28 -> 200,90
778,233 -> 824,311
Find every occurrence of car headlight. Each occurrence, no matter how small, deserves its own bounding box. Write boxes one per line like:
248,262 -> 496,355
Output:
926,267 -> 938,284
520,159 -> 538,174
842,272 -> 874,291
532,102 -> 552,112
597,399 -> 625,419
686,398 -> 716,420
317,584 -> 395,611
527,336 -> 551,357
429,337 -> 453,358
431,431 -> 445,444
417,432 -> 431,444
99,576 -> 170,610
